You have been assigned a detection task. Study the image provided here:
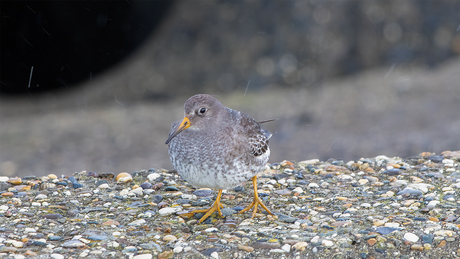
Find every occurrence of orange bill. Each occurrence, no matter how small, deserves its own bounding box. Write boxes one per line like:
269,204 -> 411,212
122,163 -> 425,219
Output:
165,117 -> 191,144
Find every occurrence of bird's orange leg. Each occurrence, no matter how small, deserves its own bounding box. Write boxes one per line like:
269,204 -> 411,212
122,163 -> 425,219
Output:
239,175 -> 273,218
181,189 -> 224,224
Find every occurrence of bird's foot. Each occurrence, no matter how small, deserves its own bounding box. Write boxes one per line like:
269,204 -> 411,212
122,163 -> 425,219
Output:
178,189 -> 225,224
185,201 -> 223,224
238,195 -> 273,219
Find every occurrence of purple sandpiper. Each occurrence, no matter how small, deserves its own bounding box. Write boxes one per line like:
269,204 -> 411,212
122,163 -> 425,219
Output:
165,94 -> 273,223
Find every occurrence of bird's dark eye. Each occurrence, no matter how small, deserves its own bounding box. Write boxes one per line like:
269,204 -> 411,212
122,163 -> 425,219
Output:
198,107 -> 207,115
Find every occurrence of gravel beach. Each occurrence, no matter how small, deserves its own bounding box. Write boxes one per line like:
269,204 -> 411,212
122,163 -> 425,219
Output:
1,151 -> 459,258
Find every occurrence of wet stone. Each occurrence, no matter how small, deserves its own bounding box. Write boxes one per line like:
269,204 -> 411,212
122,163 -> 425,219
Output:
176,199 -> 191,204
376,227 -> 401,235
140,182 -> 152,189
397,188 -> 423,196
382,169 -> 401,176
164,186 -> 179,192
151,195 -> 163,203
221,208 -> 236,216
48,236 -> 63,241
429,155 -> 444,163
277,214 -> 297,223
422,234 -> 434,244
234,186 -> 244,192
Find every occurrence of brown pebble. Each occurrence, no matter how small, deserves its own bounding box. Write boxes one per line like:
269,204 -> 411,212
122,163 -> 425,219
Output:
1,192 -> 14,197
14,185 -> 31,191
158,251 -> 174,259
152,183 -> 164,190
158,202 -> 168,209
411,244 -> 424,251
429,217 -> 439,222
367,238 -> 376,246
292,241 -> 308,251
7,177 -> 22,185
237,244 -> 254,252
437,240 -> 446,248
102,220 -> 120,226
116,172 -> 132,183
163,227 -> 172,233
25,250 -> 37,256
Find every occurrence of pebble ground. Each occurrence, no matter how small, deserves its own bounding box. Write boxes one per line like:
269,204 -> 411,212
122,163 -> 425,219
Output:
1,151 -> 459,258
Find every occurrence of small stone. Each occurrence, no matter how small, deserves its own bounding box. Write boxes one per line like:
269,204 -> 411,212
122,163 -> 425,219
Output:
157,251 -> 174,259
140,182 -> 152,189
292,241 -> 308,251
35,194 -> 47,200
62,240 -> 86,248
163,235 -> 177,242
358,179 -> 369,185
116,172 -> 133,183
411,244 -> 424,251
47,174 -> 58,179
308,183 -> 319,188
238,245 -> 254,252
133,254 -> 153,259
422,234 -> 434,244
376,227 -> 400,235
210,251 -> 219,259
193,189 -> 214,197
403,233 -> 419,243
50,254 -> 64,259
7,177 -> 22,185
25,250 -> 37,256
1,192 -> 13,197
159,207 -> 181,216
322,240 -> 333,247
0,176 -> 9,182
281,244 -> 291,252
128,219 -> 146,226
367,238 -> 376,246
173,246 -> 183,253
437,240 -> 446,248
433,230 -> 453,237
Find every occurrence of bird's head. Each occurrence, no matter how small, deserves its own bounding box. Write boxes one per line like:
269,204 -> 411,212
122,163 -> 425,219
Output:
165,94 -> 228,144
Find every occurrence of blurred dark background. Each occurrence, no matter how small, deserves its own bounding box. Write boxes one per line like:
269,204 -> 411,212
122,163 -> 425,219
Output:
1,1 -> 459,177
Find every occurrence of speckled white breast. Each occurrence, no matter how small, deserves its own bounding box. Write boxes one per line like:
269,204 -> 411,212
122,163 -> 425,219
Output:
168,129 -> 269,190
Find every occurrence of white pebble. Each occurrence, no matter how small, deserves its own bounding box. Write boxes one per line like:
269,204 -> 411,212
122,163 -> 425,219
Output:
184,247 -> 192,252
210,251 -> 219,259
360,203 -> 371,208
147,173 -> 161,181
0,176 -> 9,182
308,183 -> 319,188
281,244 -> 291,252
98,183 -> 109,189
159,207 -> 181,216
133,254 -> 152,259
403,233 -> 419,243
128,219 -> 146,226
173,246 -> 183,253
50,254 -> 64,259
35,194 -> 47,200
205,227 -> 218,232
130,187 -> 143,196
322,240 -> 333,247
292,187 -> 303,194
407,183 -> 433,193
